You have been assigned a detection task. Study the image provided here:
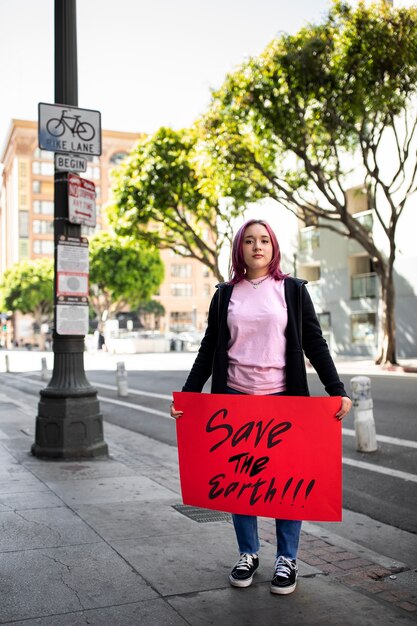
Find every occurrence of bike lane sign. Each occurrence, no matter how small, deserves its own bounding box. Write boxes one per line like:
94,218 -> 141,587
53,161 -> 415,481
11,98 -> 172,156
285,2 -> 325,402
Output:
38,102 -> 102,156
55,153 -> 87,173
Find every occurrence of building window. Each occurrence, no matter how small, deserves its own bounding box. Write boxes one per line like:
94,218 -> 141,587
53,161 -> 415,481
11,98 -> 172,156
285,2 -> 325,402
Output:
318,312 -> 331,333
19,211 -> 29,237
171,263 -> 192,278
86,166 -> 101,180
351,312 -> 377,346
33,200 -> 54,215
32,180 -> 42,193
203,284 -> 211,297
33,240 -> 54,255
297,265 -> 321,302
110,151 -> 128,166
300,227 -> 320,253
82,224 -> 100,237
318,312 -> 331,348
349,256 -> 377,299
171,283 -> 193,297
19,239 -> 29,259
18,160 -> 29,210
351,273 -> 377,299
32,161 -> 54,176
202,266 -> 210,277
33,148 -> 53,160
33,219 -> 54,235
170,311 -> 193,331
353,209 -> 373,233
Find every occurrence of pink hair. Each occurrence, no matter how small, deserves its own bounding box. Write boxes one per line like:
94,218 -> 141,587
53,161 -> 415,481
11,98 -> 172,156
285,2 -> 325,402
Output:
229,219 -> 288,284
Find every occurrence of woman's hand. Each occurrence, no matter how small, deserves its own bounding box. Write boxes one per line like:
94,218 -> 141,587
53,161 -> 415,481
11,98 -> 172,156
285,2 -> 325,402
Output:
336,396 -> 352,421
170,401 -> 183,419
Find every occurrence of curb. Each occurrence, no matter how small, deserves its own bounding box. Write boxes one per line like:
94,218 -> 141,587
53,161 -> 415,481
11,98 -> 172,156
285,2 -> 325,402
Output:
258,517 -> 417,616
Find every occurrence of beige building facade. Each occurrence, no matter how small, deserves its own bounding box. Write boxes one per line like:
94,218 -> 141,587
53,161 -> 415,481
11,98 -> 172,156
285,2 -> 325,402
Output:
0,119 -> 217,344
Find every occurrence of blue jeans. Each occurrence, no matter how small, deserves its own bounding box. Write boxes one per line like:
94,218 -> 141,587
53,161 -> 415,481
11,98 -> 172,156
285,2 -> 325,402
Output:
226,386 -> 302,560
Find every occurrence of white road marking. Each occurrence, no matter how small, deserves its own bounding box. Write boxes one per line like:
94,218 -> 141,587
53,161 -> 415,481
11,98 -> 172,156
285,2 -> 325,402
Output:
342,457 -> 417,483
97,395 -> 170,418
0,373 -> 172,419
92,381 -> 172,400
342,428 -> 417,450
3,374 -> 43,387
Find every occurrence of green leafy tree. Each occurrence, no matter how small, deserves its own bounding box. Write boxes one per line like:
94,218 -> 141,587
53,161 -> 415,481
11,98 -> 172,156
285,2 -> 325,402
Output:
109,126 -> 239,282
0,258 -> 53,347
137,300 -> 165,330
202,1 -> 417,365
89,232 -> 164,323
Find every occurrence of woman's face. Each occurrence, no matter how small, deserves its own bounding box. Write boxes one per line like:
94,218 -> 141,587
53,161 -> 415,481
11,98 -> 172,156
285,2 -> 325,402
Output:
242,223 -> 273,279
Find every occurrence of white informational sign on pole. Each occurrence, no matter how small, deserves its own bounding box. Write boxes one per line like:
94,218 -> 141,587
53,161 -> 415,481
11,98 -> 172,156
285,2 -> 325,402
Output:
68,173 -> 96,228
38,102 -> 101,156
57,236 -> 89,273
56,297 -> 89,336
56,236 -> 90,336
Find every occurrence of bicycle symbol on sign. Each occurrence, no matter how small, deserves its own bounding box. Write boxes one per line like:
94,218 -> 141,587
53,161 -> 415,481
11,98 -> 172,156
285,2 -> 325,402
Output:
46,110 -> 95,141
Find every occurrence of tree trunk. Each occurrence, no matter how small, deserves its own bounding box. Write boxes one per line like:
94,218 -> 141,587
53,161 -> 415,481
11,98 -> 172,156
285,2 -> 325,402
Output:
214,264 -> 224,283
34,309 -> 46,351
375,267 -> 397,366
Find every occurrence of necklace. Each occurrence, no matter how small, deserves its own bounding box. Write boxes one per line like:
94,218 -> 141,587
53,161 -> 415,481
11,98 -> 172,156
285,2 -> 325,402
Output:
245,276 -> 269,289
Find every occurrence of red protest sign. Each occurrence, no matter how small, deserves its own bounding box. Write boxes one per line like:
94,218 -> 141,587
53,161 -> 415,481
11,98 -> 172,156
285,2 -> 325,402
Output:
174,392 -> 342,522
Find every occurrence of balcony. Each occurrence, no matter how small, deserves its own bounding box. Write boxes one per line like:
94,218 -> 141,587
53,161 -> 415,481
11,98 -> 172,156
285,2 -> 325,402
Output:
351,272 -> 378,299
299,227 -> 320,254
353,209 -> 373,233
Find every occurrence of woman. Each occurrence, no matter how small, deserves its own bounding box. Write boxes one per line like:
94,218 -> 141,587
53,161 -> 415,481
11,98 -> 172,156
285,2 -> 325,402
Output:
171,219 -> 351,595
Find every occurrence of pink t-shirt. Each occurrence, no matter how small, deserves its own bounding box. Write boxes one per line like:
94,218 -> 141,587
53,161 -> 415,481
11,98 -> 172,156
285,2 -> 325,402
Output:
227,277 -> 287,395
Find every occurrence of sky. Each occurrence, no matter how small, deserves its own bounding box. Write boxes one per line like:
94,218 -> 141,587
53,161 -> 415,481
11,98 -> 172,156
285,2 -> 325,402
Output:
0,0 -> 332,153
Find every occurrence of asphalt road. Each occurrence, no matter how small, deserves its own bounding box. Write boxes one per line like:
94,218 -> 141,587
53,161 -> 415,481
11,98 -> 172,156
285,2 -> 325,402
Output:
2,365 -> 417,536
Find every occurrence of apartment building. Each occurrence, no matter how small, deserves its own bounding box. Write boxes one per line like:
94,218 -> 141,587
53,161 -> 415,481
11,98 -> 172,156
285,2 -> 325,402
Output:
295,185 -> 417,359
0,119 -> 217,344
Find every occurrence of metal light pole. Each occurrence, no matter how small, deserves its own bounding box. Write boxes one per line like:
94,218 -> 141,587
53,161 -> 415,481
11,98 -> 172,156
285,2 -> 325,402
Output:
32,0 -> 108,458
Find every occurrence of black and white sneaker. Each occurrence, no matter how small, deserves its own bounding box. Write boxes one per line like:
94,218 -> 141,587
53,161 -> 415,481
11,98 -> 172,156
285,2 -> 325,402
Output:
229,553 -> 259,588
270,556 -> 298,595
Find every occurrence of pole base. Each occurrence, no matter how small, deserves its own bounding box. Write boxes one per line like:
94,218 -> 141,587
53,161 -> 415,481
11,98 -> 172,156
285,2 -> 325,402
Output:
32,394 -> 108,459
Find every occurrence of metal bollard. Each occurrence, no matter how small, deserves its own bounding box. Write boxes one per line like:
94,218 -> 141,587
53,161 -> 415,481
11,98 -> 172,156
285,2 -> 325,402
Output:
350,376 -> 377,452
5,354 -> 10,373
41,357 -> 49,381
116,361 -> 128,397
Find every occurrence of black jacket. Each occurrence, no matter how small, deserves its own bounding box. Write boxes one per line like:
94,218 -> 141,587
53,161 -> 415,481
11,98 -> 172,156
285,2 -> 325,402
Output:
182,277 -> 347,397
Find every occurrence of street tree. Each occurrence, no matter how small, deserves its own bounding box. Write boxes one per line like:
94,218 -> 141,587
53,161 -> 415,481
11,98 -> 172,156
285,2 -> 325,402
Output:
109,126 -> 240,282
137,300 -> 166,331
0,258 -> 53,347
89,231 -> 164,324
202,1 -> 417,364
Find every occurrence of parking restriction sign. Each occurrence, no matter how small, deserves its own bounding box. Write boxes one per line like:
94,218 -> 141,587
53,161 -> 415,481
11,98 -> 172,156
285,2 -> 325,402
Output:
68,173 -> 96,227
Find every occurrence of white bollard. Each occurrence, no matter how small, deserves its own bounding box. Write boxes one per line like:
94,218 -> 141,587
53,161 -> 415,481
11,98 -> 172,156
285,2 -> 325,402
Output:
5,354 -> 10,373
350,376 -> 377,452
116,361 -> 128,397
41,357 -> 49,381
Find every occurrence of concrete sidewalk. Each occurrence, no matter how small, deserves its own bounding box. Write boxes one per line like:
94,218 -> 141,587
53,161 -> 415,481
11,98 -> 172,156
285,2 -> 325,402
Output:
0,380 -> 416,625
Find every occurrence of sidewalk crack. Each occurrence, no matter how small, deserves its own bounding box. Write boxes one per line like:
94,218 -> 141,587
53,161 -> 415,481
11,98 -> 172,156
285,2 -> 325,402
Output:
40,552 -> 86,611
13,509 -> 64,544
